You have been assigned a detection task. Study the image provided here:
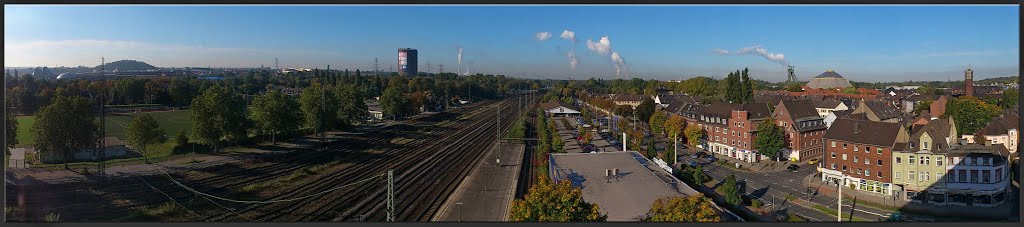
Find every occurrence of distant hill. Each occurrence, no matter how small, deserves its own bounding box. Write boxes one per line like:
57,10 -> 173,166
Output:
95,60 -> 158,71
976,76 -> 1018,85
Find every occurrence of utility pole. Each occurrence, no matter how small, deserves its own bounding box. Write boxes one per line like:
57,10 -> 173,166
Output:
374,58 -> 380,76
837,177 -> 843,222
387,169 -> 395,222
674,133 -> 678,165
98,56 -> 106,176
496,103 -> 501,167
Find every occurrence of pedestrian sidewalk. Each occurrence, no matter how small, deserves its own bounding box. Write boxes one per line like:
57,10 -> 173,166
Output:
705,150 -> 791,173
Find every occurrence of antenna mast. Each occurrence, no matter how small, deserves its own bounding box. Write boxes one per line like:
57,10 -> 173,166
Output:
374,58 -> 380,76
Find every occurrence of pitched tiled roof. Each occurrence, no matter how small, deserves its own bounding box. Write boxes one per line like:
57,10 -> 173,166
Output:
865,100 -> 901,120
810,98 -> 842,109
978,112 -> 1019,136
664,101 -> 687,114
540,100 -> 573,111
825,118 -> 903,147
779,100 -> 826,132
909,118 -> 955,151
612,94 -> 645,102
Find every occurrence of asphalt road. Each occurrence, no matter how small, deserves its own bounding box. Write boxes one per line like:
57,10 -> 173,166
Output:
676,145 -> 896,222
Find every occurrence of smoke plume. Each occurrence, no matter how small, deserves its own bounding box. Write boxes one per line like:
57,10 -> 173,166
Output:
586,36 -> 612,56
713,45 -> 789,66
568,51 -> 578,71
536,32 -> 552,41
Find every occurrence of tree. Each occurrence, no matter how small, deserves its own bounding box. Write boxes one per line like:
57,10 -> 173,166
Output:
126,113 -> 166,163
250,90 -> 301,144
974,130 -> 988,144
300,83 -> 340,137
509,176 -> 607,222
753,119 -> 786,161
551,120 -> 565,153
32,96 -> 98,169
740,68 -> 753,103
190,86 -> 249,152
944,96 -> 1002,134
841,87 -> 859,94
175,130 -> 189,147
642,196 -> 721,222
684,123 -> 704,147
664,115 -> 685,142
913,100 -> 933,115
613,105 -> 633,118
997,88 -> 1019,109
5,102 -> 16,150
784,83 -> 803,92
649,111 -> 668,136
379,86 -> 408,120
692,165 -> 708,184
722,174 -> 742,206
335,84 -> 368,126
635,99 -> 656,124
646,139 -> 657,159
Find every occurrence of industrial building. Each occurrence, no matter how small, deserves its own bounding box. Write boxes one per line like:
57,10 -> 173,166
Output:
398,48 -> 418,76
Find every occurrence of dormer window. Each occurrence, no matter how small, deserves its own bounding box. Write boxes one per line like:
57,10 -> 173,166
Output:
923,142 -> 929,150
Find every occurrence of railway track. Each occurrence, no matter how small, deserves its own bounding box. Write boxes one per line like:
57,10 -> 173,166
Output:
6,100 -> 499,221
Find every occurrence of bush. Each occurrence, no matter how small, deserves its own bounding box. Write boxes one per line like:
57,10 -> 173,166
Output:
751,199 -> 763,208
176,130 -> 189,147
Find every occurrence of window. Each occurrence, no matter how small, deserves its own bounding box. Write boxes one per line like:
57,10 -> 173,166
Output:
959,170 -> 967,182
877,160 -> 883,166
831,163 -> 837,169
716,127 -> 719,132
987,157 -> 992,166
831,152 -> 836,158
866,146 -> 871,152
936,173 -> 943,182
842,154 -> 847,160
895,157 -> 902,164
909,171 -> 915,181
966,157 -> 972,165
715,136 -> 719,142
857,168 -> 862,175
865,170 -> 871,176
924,172 -> 930,181
909,156 -> 915,165
923,157 -> 929,165
971,170 -> 979,183
895,171 -> 901,179
854,157 -> 859,163
948,157 -> 954,165
865,158 -> 870,165
878,173 -> 883,179
831,141 -> 836,147
982,170 -> 991,183
842,165 -> 847,171
996,168 -> 1003,182
744,133 -> 748,138
843,143 -> 847,149
948,170 -> 955,182
854,146 -> 858,152
877,148 -> 883,154
937,158 -> 943,166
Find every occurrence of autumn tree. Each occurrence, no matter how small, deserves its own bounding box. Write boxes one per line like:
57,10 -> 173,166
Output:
664,115 -> 685,142
944,96 -> 1002,134
684,124 -> 704,147
32,96 -> 98,169
509,176 -> 607,222
642,196 -> 721,222
753,119 -> 786,161
126,113 -> 166,163
649,111 -> 668,136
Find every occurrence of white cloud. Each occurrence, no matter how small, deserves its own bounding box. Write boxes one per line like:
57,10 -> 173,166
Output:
4,39 -> 342,67
560,30 -> 576,42
586,36 -> 612,56
535,32 -> 552,41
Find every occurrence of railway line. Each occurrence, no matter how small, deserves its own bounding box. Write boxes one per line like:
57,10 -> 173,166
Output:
6,100 -> 496,221
7,94 -> 537,222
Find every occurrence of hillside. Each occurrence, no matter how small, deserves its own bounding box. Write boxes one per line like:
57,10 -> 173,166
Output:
95,60 -> 158,71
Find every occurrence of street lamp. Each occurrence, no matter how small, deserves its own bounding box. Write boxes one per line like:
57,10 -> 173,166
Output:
456,202 -> 464,222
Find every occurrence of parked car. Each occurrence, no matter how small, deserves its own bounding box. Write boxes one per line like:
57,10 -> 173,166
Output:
807,159 -> 819,165
787,164 -> 800,171
707,156 -> 717,162
688,160 -> 698,167
690,154 -> 699,159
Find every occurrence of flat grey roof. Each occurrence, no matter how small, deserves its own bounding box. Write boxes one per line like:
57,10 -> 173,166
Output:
549,151 -> 700,221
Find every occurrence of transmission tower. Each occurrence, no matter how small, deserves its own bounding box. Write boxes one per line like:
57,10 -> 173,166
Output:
438,64 -> 444,74
275,58 -> 280,71
98,56 -> 107,176
427,62 -> 433,75
373,58 -> 380,76
786,65 -> 798,84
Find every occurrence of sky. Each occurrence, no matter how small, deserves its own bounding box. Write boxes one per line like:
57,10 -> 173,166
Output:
4,5 -> 1020,82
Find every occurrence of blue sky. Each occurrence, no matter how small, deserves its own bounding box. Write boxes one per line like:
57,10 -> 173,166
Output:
4,5 -> 1019,82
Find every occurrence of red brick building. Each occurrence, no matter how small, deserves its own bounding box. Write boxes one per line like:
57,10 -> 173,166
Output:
682,102 -> 772,162
773,100 -> 827,162
819,118 -> 910,196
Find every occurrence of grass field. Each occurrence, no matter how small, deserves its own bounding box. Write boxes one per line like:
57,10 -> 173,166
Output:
14,110 -> 192,147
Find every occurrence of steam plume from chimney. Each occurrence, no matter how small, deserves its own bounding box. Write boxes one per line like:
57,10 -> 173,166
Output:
713,45 -> 790,66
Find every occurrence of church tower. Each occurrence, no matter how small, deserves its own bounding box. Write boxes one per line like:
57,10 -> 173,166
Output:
965,67 -> 974,97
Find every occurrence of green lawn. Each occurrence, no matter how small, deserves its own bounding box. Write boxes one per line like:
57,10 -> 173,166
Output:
14,110 -> 192,147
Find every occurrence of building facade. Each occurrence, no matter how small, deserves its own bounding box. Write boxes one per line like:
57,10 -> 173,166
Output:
398,48 -> 418,76
773,100 -> 827,162
819,118 -> 909,195
688,103 -> 772,163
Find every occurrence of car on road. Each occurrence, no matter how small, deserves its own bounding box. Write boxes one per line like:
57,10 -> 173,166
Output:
707,156 -> 717,162
787,164 -> 800,171
807,159 -> 819,165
